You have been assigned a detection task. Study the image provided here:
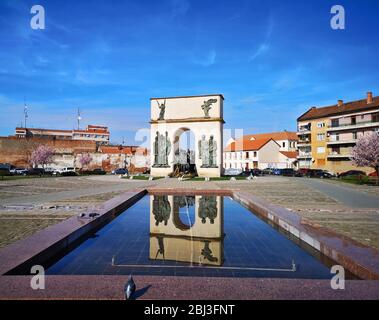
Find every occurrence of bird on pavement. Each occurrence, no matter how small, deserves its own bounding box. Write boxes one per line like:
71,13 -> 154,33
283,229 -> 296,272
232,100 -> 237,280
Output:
124,275 -> 136,300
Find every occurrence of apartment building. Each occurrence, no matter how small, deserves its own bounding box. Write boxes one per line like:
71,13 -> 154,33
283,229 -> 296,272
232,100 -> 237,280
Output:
297,92 -> 379,174
15,125 -> 110,145
223,131 -> 298,170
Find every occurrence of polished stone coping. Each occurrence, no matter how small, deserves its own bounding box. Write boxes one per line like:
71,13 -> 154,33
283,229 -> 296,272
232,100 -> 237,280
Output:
0,187 -> 378,299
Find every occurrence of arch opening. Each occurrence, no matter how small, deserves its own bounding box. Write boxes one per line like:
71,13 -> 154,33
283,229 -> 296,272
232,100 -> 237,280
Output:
172,128 -> 197,177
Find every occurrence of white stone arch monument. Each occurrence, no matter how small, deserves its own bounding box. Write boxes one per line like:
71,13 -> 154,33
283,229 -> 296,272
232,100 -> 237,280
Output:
150,94 -> 224,177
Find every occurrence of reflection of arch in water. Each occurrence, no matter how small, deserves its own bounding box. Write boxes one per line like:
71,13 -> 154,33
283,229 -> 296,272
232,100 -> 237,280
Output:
149,195 -> 224,239
154,235 -> 165,260
172,196 -> 195,230
198,196 -> 218,224
200,240 -> 218,263
152,196 -> 171,226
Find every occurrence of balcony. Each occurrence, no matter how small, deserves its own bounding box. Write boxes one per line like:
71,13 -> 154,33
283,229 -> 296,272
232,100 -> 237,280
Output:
327,151 -> 352,159
327,138 -> 357,145
327,120 -> 379,132
297,139 -> 311,148
297,130 -> 311,136
297,123 -> 312,135
297,153 -> 312,159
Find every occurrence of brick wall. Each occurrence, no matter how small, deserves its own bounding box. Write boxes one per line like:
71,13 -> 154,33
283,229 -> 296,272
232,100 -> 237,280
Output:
0,136 -> 149,172
0,137 -> 97,167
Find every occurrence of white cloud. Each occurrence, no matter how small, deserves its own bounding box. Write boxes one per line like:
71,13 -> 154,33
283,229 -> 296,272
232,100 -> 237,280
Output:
192,50 -> 216,67
250,43 -> 270,61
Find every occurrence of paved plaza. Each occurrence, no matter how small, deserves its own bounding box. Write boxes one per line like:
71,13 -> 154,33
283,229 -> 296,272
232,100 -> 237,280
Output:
0,175 -> 378,250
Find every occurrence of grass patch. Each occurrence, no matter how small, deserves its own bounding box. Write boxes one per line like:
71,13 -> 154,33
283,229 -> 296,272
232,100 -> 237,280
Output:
0,175 -> 56,181
340,175 -> 378,186
187,176 -> 248,181
122,175 -> 163,180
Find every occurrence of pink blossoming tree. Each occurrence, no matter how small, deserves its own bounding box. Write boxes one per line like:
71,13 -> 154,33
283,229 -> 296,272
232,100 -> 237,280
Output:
31,145 -> 54,169
351,132 -> 379,175
79,153 -> 92,170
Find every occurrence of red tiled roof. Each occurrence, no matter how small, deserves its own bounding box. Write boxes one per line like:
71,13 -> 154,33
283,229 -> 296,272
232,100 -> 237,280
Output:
280,151 -> 298,159
298,96 -> 379,121
244,131 -> 298,141
224,138 -> 276,152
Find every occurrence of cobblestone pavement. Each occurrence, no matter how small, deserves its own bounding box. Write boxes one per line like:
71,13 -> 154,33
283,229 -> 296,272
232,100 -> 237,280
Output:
0,175 -> 378,250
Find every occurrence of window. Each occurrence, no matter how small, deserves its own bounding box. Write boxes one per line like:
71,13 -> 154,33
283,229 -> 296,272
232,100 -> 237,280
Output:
351,117 -> 356,125
317,122 -> 325,128
330,133 -> 340,141
353,132 -> 358,140
331,119 -> 339,128
282,142 -> 286,148
317,133 -> 325,141
331,147 -> 340,154
253,151 -> 257,157
246,152 -> 249,159
317,147 -> 325,154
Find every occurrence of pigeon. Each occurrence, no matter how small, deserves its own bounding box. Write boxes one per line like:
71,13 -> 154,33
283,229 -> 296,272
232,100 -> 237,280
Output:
124,275 -> 136,300
88,212 -> 99,218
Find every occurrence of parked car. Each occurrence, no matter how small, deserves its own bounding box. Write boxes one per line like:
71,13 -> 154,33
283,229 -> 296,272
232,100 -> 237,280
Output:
0,163 -> 13,170
10,167 -> 28,175
224,168 -> 242,176
297,168 -> 312,177
44,167 -> 56,174
92,168 -> 106,175
338,170 -> 366,178
262,168 -> 276,175
250,168 -> 264,176
60,171 -> 78,176
53,167 -> 76,175
240,169 -> 264,177
25,168 -> 46,176
0,167 -> 10,178
324,170 -> 337,178
281,168 -> 297,177
112,168 -> 128,175
80,168 -> 106,175
369,171 -> 378,177
272,169 -> 282,175
307,169 -> 334,179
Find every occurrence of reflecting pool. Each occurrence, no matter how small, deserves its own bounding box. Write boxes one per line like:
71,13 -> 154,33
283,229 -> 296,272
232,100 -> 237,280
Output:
46,195 -> 354,279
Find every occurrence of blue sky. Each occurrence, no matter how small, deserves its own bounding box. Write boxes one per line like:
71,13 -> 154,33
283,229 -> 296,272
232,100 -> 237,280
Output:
1,0 -> 379,146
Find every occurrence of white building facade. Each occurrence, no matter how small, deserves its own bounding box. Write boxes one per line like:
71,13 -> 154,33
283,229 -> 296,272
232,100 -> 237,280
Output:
224,131 -> 298,170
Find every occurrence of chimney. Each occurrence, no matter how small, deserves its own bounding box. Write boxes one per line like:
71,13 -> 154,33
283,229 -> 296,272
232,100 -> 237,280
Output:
337,100 -> 343,107
367,92 -> 373,104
